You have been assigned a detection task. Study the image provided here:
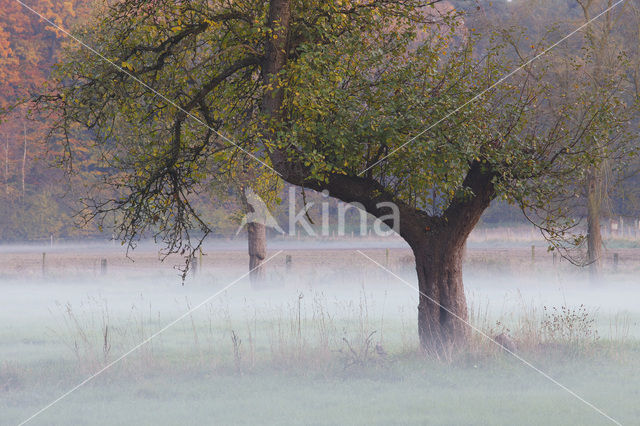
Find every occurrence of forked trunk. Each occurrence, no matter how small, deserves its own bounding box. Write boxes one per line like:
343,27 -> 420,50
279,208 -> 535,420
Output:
247,221 -> 266,287
414,240 -> 468,354
257,0 -> 485,355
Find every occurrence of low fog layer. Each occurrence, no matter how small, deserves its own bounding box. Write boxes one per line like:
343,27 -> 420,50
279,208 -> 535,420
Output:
2,240 -> 639,425
3,240 -> 639,337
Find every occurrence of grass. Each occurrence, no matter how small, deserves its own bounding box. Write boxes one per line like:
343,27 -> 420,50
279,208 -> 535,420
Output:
3,349 -> 640,425
1,247 -> 640,425
2,292 -> 640,425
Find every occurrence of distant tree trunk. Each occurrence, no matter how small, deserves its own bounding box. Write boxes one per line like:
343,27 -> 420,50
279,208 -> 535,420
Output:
251,0 -> 289,287
247,222 -> 266,287
577,0 -> 611,282
586,167 -> 603,280
4,134 -> 8,195
239,185 -> 268,287
22,122 -> 27,198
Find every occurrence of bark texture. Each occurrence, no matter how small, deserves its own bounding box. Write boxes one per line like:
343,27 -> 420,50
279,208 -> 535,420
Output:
414,239 -> 468,352
405,161 -> 495,353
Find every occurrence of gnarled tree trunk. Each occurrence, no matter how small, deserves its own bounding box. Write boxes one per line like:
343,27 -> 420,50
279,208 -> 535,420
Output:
413,233 -> 469,354
396,163 -> 495,354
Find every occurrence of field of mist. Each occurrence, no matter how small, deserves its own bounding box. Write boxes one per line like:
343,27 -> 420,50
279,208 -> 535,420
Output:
1,235 -> 639,425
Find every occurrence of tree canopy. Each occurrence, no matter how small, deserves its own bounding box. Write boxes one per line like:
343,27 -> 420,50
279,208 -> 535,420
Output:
36,0 -> 633,251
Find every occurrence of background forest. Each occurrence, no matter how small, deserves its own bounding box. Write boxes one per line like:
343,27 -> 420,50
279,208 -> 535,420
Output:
1,0 -> 639,242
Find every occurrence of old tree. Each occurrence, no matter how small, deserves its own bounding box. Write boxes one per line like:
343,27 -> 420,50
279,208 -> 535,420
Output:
36,0 -> 634,352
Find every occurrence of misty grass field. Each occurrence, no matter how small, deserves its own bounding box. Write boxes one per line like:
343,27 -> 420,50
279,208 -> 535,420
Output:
2,240 -> 640,425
